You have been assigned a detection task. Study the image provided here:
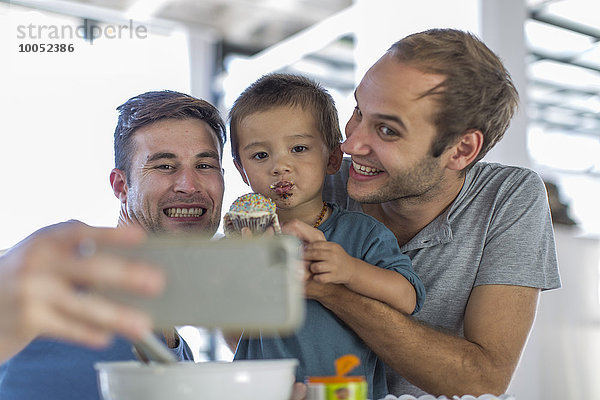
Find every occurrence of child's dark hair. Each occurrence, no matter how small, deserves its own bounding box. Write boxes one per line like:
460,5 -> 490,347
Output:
229,73 -> 342,163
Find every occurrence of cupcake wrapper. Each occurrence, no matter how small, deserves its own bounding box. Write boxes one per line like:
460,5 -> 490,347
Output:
224,213 -> 281,237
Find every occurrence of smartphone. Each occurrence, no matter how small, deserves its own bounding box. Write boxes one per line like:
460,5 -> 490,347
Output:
97,235 -> 305,334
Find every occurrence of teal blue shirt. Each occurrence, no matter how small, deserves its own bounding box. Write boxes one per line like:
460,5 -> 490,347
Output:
235,203 -> 425,400
0,336 -> 192,399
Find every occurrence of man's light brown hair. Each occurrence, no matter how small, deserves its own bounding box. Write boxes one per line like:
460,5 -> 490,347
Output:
389,28 -> 519,169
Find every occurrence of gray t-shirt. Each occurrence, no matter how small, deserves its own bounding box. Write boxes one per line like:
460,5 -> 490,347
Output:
324,159 -> 561,396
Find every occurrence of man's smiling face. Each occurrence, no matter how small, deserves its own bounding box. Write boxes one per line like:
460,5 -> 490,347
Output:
111,118 -> 224,235
342,55 -> 449,204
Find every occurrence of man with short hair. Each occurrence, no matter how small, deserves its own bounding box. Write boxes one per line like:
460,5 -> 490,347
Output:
0,90 -> 227,400
308,28 -> 561,397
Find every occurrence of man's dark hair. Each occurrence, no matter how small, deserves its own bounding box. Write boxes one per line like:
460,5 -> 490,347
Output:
114,90 -> 226,175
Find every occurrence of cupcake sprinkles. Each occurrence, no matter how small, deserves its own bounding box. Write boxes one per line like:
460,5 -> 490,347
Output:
223,193 -> 282,236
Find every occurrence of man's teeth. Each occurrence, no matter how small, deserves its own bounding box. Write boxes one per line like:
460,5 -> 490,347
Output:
352,161 -> 381,176
165,207 -> 205,218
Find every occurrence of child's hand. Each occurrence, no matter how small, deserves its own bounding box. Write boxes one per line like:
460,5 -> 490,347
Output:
303,241 -> 356,285
240,227 -> 254,238
239,226 -> 276,238
280,220 -> 326,283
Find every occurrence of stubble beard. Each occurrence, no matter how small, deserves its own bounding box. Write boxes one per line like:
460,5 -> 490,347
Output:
349,154 -> 445,205
124,199 -> 161,233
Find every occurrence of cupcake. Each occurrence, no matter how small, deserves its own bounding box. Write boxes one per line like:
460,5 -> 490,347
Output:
223,193 -> 281,236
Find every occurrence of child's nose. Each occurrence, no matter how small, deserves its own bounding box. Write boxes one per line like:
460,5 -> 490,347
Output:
271,155 -> 292,175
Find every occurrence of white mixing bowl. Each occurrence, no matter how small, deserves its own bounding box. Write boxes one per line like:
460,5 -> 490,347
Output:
95,359 -> 298,400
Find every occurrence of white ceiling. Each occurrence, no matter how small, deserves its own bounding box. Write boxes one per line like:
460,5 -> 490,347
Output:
5,0 -> 599,147
6,0 -> 352,50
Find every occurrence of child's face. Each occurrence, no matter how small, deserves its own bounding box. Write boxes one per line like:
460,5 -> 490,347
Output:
235,106 -> 337,210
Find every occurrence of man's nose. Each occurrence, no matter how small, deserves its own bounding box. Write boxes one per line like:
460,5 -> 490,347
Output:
173,168 -> 199,193
341,119 -> 370,156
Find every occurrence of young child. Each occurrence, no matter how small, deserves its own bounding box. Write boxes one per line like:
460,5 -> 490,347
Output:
228,73 -> 425,400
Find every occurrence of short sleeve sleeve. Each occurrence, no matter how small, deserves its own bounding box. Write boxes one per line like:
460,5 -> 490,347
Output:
475,170 -> 561,290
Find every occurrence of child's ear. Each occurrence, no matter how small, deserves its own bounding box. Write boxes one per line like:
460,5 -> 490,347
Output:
233,159 -> 251,186
326,143 -> 343,175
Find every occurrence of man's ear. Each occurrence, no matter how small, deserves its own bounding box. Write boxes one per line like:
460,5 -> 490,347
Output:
326,144 -> 343,175
233,159 -> 251,186
109,168 -> 128,203
446,130 -> 483,171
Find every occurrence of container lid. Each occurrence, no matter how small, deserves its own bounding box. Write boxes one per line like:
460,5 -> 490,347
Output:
306,376 -> 365,384
306,354 -> 365,384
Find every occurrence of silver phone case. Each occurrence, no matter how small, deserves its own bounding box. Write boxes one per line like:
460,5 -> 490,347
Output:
97,235 -> 305,334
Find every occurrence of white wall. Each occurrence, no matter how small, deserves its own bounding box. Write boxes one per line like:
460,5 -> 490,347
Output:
509,227 -> 600,399
0,5 -> 191,249
479,0 -> 531,168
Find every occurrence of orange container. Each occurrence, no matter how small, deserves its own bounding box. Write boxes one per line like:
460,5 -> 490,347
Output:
306,376 -> 367,400
305,355 -> 367,400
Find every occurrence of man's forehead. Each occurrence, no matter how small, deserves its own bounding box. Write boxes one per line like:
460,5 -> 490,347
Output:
364,55 -> 446,98
132,118 -> 222,156
135,118 -> 216,136
353,57 -> 446,133
143,150 -> 220,162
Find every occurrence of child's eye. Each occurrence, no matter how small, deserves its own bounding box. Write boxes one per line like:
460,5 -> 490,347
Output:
252,152 -> 269,160
291,145 -> 308,153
